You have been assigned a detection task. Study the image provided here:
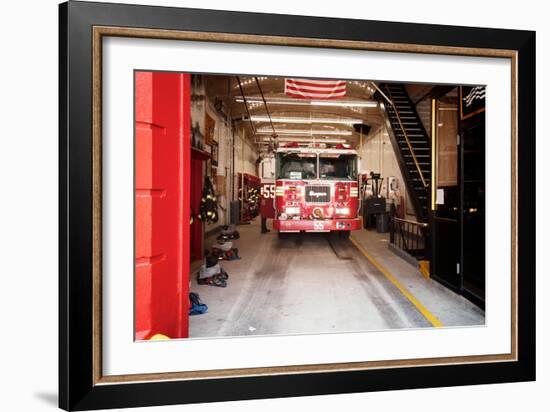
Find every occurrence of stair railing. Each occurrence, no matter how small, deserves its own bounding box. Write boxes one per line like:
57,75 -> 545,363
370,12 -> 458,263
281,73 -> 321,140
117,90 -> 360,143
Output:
390,216 -> 429,258
384,86 -> 428,188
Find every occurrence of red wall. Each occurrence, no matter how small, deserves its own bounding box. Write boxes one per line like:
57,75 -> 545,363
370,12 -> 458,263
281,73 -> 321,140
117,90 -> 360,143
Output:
135,72 -> 191,340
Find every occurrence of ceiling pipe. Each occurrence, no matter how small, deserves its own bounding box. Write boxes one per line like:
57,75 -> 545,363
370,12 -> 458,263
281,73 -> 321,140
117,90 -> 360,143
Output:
248,115 -> 364,125
235,76 -> 256,138
234,96 -> 378,108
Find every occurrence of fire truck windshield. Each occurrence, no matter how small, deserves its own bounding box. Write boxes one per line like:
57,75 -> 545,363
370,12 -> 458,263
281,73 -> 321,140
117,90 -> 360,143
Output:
319,154 -> 357,180
276,152 -> 317,180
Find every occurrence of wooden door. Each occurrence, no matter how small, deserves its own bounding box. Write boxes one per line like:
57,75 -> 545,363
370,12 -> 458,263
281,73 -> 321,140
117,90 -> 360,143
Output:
135,71 -> 191,340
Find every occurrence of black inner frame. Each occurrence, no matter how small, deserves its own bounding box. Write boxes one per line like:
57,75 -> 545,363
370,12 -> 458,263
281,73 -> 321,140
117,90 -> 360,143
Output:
59,1 -> 536,410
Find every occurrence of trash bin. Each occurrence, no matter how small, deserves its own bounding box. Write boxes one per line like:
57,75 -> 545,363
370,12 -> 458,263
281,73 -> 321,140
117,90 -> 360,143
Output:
363,197 -> 386,229
230,200 -> 240,225
376,213 -> 389,233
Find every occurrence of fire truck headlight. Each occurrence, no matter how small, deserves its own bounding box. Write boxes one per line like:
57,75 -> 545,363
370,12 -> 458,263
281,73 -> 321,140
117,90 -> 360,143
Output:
285,206 -> 301,215
335,207 -> 350,215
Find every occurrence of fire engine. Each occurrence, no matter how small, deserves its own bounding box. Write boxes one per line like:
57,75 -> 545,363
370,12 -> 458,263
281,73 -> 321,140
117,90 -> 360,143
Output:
272,143 -> 361,237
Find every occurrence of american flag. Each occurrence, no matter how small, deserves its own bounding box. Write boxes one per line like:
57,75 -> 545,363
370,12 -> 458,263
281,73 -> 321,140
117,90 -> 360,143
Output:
285,78 -> 346,99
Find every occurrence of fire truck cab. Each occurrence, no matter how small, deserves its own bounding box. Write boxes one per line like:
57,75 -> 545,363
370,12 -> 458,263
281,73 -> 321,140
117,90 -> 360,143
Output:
273,143 -> 361,236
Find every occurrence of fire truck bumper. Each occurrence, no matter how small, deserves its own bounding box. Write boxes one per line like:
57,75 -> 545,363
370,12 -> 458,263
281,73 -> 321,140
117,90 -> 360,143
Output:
274,218 -> 361,232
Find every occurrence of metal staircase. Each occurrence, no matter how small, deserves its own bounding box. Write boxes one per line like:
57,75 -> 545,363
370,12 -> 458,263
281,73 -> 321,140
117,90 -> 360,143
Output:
377,83 -> 431,221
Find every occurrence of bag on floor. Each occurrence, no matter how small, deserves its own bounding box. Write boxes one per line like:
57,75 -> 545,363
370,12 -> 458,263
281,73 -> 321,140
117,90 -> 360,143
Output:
197,269 -> 229,288
189,292 -> 208,315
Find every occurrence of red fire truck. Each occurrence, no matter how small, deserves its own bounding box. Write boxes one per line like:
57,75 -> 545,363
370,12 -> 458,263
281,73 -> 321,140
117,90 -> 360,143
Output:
273,143 -> 361,237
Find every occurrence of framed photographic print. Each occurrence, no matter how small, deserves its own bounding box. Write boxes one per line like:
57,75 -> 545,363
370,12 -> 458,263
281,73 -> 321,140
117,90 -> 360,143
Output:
59,1 -> 536,410
205,112 -> 216,146
211,142 -> 219,167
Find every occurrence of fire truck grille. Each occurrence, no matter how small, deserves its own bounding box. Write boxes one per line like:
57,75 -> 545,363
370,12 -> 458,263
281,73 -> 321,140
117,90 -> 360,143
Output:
305,185 -> 331,203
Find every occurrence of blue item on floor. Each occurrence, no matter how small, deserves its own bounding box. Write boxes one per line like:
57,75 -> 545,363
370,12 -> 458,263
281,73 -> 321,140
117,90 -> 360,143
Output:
189,292 -> 208,315
189,303 -> 208,315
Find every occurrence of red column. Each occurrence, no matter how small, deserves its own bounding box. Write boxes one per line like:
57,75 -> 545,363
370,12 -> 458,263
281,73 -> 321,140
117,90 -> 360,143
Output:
135,71 -> 191,340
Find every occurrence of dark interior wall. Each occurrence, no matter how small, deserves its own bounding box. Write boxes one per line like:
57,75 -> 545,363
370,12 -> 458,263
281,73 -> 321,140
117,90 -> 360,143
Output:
430,86 -> 486,308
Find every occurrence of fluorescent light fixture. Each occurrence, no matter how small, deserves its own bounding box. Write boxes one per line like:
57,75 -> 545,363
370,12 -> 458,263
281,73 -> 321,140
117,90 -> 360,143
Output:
249,116 -> 363,125
235,96 -> 378,108
311,100 -> 378,108
256,137 -> 348,144
256,128 -> 352,136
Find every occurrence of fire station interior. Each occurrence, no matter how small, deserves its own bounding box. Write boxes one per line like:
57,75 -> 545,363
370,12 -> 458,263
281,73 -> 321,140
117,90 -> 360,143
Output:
179,74 -> 486,338
135,72 -> 488,340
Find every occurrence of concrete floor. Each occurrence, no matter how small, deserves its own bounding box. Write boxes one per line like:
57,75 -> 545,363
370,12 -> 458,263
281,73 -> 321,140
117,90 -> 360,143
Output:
189,219 -> 484,338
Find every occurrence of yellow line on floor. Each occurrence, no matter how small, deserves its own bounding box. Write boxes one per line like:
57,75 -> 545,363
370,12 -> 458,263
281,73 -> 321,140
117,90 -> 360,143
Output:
349,236 -> 444,328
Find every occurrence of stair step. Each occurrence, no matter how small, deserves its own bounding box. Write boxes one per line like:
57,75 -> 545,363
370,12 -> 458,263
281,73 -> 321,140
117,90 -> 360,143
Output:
404,146 -> 430,150
391,120 -> 419,124
396,129 -> 424,132
391,123 -> 422,128
402,148 -> 430,151
398,132 -> 425,135
394,129 -> 426,134
394,130 -> 423,134
391,123 -> 421,128
400,149 -> 430,153
395,132 -> 426,136
394,127 -> 428,134
397,139 -> 428,144
401,152 -> 430,156
388,112 -> 414,116
392,127 -> 425,132
398,143 -> 429,148
390,119 -> 420,124
401,144 -> 429,148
